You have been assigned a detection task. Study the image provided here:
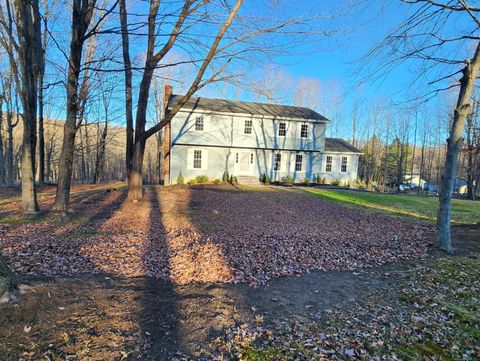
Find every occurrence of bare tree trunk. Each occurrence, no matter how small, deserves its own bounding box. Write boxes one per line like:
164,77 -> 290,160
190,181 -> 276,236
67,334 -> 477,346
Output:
437,42 -> 480,253
37,69 -> 45,186
92,122 -> 107,184
37,0 -> 48,187
6,111 -> 14,185
127,139 -> 146,201
119,0 -> 133,178
0,100 -> 4,185
15,0 -> 41,213
54,0 -> 96,213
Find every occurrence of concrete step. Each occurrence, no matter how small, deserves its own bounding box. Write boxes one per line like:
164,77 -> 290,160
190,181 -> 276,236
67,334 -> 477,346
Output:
237,176 -> 261,185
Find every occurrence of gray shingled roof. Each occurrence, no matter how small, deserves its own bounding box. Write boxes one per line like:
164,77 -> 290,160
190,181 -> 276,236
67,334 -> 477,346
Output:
168,94 -> 330,122
325,138 -> 361,153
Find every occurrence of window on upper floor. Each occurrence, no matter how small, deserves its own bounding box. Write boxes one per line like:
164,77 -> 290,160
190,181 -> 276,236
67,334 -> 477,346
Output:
301,124 -> 308,138
193,150 -> 202,169
274,153 -> 281,171
326,155 -> 332,172
244,119 -> 252,134
278,122 -> 286,137
195,117 -> 204,131
341,156 -> 348,172
295,154 -> 303,172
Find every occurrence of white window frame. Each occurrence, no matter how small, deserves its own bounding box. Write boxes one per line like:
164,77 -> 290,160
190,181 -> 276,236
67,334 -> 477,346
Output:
274,153 -> 282,171
244,119 -> 252,134
341,156 -> 348,172
278,122 -> 286,137
193,150 -> 202,169
326,155 -> 332,172
195,117 -> 204,131
300,124 -> 308,138
295,154 -> 303,172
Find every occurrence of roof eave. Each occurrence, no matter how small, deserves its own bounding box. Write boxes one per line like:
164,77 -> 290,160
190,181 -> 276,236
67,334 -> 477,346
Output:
170,106 -> 330,123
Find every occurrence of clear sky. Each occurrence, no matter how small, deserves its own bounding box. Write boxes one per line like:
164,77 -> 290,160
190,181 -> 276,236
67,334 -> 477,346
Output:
40,0 -> 477,142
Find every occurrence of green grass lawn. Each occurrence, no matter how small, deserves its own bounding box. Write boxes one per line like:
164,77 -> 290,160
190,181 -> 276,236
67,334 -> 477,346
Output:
302,188 -> 480,224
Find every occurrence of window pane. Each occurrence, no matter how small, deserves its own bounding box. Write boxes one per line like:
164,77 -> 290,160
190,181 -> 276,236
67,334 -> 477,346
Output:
341,157 -> 347,172
295,154 -> 302,171
195,117 -> 204,131
244,120 -> 252,134
301,124 -> 308,138
326,156 -> 332,172
278,122 -> 286,136
274,154 -> 281,171
193,150 -> 202,169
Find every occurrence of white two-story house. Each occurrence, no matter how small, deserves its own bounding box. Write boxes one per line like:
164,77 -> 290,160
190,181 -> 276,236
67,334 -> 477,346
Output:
161,86 -> 361,185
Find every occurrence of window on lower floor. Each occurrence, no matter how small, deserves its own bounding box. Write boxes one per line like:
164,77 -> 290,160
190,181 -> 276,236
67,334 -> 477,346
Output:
326,155 -> 332,172
235,153 -> 239,163
193,150 -> 202,169
274,153 -> 281,171
250,153 -> 254,164
295,154 -> 303,172
244,119 -> 252,134
341,156 -> 348,172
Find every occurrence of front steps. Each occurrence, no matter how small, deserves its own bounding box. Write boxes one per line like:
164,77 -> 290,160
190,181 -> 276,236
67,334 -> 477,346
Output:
236,176 -> 261,186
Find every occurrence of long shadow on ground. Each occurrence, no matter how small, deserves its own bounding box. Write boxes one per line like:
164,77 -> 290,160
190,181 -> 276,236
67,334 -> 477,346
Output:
0,224 -> 478,359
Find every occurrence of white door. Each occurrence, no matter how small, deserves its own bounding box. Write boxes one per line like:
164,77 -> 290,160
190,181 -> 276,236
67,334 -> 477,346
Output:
240,152 -> 250,173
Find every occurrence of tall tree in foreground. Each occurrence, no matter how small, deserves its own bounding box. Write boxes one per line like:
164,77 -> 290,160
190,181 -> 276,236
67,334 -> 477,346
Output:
54,0 -> 116,213
14,0 -> 42,212
437,43 -> 480,251
362,0 -> 480,252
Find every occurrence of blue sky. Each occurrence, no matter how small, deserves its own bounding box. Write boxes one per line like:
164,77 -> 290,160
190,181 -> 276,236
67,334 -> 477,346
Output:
40,0 -> 477,142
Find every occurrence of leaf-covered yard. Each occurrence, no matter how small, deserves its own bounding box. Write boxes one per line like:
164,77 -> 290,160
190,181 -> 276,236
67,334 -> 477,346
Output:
0,183 -> 478,360
0,184 -> 432,285
218,254 -> 480,360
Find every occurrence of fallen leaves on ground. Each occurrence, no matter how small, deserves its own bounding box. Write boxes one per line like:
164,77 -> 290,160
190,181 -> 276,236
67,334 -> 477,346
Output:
0,184 -> 433,285
214,256 -> 480,360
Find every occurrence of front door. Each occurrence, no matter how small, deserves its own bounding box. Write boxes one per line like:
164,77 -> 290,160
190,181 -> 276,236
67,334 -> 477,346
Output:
240,152 -> 250,173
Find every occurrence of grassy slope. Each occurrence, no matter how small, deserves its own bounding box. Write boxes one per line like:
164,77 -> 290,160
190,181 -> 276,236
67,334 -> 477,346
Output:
302,188 -> 480,224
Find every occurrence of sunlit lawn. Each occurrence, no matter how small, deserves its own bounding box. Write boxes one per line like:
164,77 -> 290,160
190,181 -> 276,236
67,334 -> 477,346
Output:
302,188 -> 480,224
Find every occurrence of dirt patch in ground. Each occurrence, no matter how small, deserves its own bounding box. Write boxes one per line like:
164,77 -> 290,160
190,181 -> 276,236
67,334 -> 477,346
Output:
0,184 -> 432,285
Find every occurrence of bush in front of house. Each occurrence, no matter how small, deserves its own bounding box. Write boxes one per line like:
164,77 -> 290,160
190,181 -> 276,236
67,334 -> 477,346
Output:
222,170 -> 229,182
331,179 -> 341,186
177,171 -> 184,185
213,178 -> 221,184
344,180 -> 350,188
316,174 -> 321,184
356,179 -> 366,190
284,175 -> 293,186
229,175 -> 238,184
195,175 -> 209,183
303,178 -> 311,185
264,174 -> 270,185
259,172 -> 266,183
187,179 -> 197,185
